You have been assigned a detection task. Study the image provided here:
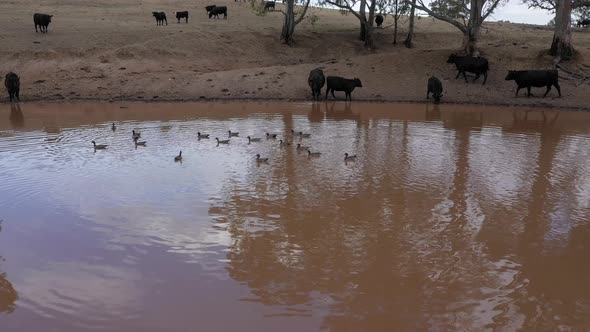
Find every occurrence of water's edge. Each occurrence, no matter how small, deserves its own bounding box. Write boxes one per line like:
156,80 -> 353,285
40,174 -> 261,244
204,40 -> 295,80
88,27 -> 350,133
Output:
1,97 -> 587,112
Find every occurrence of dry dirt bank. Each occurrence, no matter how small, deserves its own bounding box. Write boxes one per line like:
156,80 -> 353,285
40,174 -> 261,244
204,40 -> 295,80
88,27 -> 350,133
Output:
1,0 -> 590,109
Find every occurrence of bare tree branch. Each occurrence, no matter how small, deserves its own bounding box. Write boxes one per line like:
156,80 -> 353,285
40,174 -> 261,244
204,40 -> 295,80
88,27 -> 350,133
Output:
295,0 -> 313,24
414,0 -> 467,31
325,0 -> 366,21
482,0 -> 504,21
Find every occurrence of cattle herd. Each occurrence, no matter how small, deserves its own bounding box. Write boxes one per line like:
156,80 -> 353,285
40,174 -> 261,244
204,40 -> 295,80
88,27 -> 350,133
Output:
306,52 -> 561,103
1,11 -> 567,104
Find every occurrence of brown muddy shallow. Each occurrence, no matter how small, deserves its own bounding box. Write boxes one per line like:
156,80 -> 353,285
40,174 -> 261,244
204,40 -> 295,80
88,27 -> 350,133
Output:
0,101 -> 589,331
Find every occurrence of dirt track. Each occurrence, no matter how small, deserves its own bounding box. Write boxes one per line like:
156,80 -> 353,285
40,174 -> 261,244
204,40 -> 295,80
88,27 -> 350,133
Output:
1,0 -> 590,109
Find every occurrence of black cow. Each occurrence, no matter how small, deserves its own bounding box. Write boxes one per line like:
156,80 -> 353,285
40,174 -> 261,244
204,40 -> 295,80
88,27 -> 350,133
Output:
325,76 -> 362,101
505,70 -> 561,98
209,6 -> 227,19
426,76 -> 443,104
175,11 -> 189,23
308,69 -> 326,101
4,72 -> 20,102
447,54 -> 489,85
33,13 -> 53,33
205,5 -> 217,13
375,14 -> 384,28
577,19 -> 590,28
264,1 -> 276,10
152,12 -> 167,25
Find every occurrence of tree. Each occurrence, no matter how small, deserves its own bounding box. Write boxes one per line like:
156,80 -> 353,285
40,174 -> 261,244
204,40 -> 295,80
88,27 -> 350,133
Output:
251,0 -> 312,45
378,0 -> 411,44
404,0 -> 416,47
323,0 -> 379,48
573,4 -> 590,20
413,0 -> 505,55
551,0 -> 574,60
525,0 -> 590,60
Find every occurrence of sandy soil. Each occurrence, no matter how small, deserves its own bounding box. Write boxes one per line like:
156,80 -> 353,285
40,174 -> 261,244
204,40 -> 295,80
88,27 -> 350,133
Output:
1,0 -> 590,109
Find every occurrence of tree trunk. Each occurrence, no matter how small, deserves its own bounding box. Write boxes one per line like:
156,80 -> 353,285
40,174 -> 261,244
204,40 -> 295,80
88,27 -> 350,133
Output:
364,23 -> 374,48
551,0 -> 574,60
393,0 -> 399,44
364,0 -> 376,48
360,23 -> 366,41
359,0 -> 367,41
281,2 -> 295,45
404,0 -> 416,47
461,26 -> 480,56
460,0 -> 484,56
393,17 -> 398,44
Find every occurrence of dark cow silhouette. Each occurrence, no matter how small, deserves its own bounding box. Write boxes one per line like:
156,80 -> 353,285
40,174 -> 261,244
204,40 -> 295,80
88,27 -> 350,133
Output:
152,12 -> 167,25
209,6 -> 227,19
375,14 -> 384,28
205,5 -> 217,13
426,76 -> 443,104
505,70 -> 561,98
447,54 -> 489,85
175,11 -> 189,23
308,69 -> 326,101
33,13 -> 53,33
577,19 -> 590,28
325,76 -> 363,101
4,72 -> 20,102
264,1 -> 276,10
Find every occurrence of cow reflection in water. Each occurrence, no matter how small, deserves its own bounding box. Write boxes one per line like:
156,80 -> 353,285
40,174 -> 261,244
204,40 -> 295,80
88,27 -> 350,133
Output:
507,109 -> 559,133
325,102 -> 360,123
0,221 -> 18,314
9,103 -> 24,128
425,103 -> 441,122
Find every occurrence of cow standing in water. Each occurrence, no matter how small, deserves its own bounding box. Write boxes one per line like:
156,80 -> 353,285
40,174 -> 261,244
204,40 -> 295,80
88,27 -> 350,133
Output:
4,72 -> 20,102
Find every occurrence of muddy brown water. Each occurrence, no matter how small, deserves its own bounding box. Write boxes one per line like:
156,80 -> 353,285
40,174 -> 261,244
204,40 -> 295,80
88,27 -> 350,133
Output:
0,101 -> 589,331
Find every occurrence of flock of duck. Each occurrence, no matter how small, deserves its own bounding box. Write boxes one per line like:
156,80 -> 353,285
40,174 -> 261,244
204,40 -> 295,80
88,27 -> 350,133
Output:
91,122 -> 359,163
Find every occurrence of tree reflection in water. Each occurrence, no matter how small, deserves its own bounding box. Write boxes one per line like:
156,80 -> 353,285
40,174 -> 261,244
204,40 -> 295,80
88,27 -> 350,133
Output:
0,220 -> 18,314
209,104 -> 590,331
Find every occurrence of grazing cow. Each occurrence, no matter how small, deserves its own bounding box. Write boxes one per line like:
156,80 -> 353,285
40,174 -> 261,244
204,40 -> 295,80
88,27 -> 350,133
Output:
264,1 -> 276,10
308,69 -> 326,101
325,76 -> 363,101
504,70 -> 561,98
4,72 -> 20,102
175,11 -> 189,23
577,19 -> 590,28
375,14 -> 384,28
209,6 -> 227,19
447,54 -> 489,85
152,12 -> 167,25
426,76 -> 443,104
33,13 -> 53,33
205,5 -> 216,13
